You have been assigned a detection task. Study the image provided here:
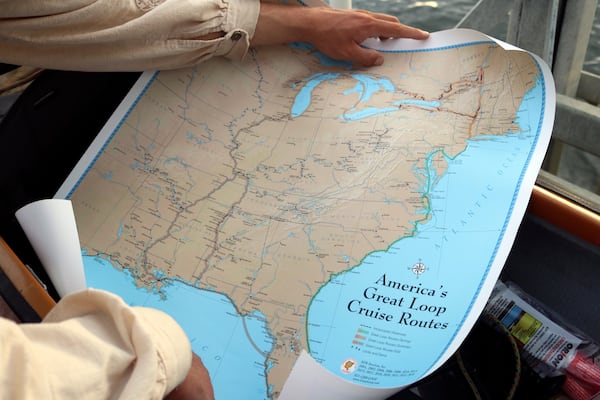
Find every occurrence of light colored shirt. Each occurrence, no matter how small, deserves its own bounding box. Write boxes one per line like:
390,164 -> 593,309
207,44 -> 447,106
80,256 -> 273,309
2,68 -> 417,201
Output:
0,0 -> 261,71
0,289 -> 192,399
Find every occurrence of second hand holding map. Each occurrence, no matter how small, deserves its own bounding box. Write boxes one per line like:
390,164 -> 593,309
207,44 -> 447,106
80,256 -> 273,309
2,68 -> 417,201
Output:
58,29 -> 554,399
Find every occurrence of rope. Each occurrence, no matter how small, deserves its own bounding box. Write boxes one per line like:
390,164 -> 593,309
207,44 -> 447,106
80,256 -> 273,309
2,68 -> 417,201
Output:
455,312 -> 522,400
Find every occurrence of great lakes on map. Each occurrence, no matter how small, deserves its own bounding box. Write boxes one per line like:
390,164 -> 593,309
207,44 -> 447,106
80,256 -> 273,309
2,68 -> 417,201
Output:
60,31 -> 553,399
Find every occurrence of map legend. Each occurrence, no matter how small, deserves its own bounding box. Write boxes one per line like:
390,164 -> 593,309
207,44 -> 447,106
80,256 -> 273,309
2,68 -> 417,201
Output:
352,327 -> 369,350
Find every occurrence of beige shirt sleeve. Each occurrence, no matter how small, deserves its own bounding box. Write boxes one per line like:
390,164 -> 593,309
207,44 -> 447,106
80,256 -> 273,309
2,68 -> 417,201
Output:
0,289 -> 192,399
0,0 -> 261,71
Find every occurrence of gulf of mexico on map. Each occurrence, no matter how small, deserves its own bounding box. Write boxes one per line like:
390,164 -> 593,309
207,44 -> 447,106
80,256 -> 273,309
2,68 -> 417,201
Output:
57,28 -> 555,400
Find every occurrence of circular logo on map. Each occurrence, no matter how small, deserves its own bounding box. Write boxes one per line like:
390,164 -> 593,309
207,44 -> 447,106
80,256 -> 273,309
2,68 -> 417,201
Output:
340,358 -> 358,374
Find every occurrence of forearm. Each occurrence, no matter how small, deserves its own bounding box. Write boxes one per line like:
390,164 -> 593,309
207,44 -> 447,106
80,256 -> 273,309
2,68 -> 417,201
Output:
0,289 -> 192,399
0,0 -> 260,71
0,0 -> 428,71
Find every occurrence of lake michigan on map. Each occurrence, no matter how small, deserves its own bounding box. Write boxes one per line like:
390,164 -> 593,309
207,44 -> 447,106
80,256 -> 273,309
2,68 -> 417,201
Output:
83,69 -> 544,397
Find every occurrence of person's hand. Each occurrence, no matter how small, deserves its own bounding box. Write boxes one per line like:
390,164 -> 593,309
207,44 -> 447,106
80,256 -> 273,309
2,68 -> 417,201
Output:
251,4 -> 429,67
165,353 -> 214,400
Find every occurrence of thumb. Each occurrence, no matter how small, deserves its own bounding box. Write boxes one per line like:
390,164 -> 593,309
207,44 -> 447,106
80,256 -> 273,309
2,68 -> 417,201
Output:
351,47 -> 385,67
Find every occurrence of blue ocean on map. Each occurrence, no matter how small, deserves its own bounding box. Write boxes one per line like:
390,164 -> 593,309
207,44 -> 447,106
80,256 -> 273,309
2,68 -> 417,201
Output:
83,255 -> 274,400
82,57 -> 545,396
306,76 -> 545,387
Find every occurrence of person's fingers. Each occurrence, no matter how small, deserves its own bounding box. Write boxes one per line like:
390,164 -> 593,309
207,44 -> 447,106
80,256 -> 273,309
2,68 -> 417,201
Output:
344,45 -> 385,67
165,353 -> 214,400
358,14 -> 429,39
254,6 -> 429,67
355,9 -> 400,23
312,8 -> 428,42
190,354 -> 214,400
339,14 -> 428,66
359,19 -> 429,41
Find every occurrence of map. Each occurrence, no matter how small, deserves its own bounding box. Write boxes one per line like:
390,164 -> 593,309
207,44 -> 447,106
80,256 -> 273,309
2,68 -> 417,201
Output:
57,29 -> 555,400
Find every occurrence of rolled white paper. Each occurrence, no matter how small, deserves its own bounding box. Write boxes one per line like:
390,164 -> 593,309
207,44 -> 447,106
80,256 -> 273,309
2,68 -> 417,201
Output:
15,199 -> 87,297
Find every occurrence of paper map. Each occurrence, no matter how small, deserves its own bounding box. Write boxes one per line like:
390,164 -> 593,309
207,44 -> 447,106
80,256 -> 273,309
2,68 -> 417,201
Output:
57,29 -> 555,399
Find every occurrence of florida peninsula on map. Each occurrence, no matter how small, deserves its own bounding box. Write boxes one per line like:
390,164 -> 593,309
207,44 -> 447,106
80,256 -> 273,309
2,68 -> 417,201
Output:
59,29 -> 554,400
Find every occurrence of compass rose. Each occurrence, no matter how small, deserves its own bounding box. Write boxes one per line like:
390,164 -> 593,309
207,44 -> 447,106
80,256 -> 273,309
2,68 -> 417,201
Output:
410,260 -> 427,276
